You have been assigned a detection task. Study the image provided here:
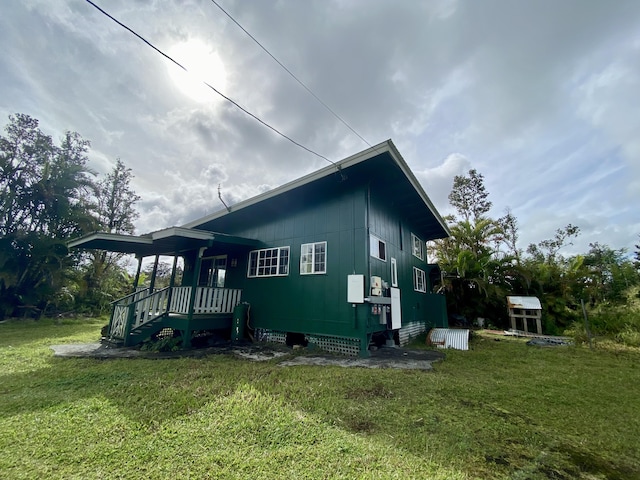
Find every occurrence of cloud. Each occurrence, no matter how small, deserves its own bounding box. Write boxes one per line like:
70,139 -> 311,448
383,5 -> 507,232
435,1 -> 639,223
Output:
414,153 -> 471,214
2,0 -> 639,253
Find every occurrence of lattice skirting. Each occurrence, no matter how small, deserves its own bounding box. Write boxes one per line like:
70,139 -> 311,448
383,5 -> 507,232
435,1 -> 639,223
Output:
398,321 -> 426,346
255,329 -> 287,345
255,329 -> 360,356
306,334 -> 360,356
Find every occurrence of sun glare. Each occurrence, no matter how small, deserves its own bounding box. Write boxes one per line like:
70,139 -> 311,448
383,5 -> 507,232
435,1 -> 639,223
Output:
167,39 -> 227,103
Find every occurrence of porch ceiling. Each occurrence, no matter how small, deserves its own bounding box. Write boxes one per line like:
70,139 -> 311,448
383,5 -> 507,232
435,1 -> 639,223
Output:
68,227 -> 261,256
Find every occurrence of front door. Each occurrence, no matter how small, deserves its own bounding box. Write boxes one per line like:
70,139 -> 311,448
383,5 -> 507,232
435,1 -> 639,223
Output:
198,255 -> 227,288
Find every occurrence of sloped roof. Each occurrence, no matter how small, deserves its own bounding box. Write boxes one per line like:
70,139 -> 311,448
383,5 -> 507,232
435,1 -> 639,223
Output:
67,227 -> 260,256
507,296 -> 542,310
183,139 -> 450,240
69,140 -> 450,255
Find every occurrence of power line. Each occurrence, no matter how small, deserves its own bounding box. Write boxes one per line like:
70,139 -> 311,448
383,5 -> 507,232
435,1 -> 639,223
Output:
83,0 -> 337,167
209,0 -> 374,150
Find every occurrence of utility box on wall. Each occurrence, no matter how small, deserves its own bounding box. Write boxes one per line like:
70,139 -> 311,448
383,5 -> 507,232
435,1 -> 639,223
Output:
347,274 -> 365,304
370,276 -> 382,296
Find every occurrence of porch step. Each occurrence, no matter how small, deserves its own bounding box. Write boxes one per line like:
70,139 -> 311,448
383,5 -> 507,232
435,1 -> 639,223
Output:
127,315 -> 169,345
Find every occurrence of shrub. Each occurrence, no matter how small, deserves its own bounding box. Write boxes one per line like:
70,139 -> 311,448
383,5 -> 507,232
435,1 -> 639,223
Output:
140,336 -> 182,352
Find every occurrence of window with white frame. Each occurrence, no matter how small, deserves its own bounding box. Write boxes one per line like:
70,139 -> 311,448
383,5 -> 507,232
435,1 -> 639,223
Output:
370,235 -> 387,261
300,241 -> 327,274
247,246 -> 290,277
390,257 -> 398,287
411,233 -> 424,260
413,267 -> 426,292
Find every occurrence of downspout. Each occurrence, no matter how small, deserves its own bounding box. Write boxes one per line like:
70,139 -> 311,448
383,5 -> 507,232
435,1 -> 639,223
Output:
366,183 -> 371,283
361,183 -> 372,356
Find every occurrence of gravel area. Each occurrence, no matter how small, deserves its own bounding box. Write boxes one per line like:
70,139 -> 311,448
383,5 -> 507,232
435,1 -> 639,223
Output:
50,342 -> 445,370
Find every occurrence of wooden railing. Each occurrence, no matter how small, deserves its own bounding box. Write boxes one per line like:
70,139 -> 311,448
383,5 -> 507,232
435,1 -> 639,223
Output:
131,286 -> 171,329
108,287 -> 242,341
170,287 -> 242,314
108,287 -> 170,340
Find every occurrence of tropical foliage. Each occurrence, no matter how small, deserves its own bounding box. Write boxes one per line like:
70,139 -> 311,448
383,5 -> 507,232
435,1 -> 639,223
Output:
433,169 -> 640,340
0,114 -> 139,318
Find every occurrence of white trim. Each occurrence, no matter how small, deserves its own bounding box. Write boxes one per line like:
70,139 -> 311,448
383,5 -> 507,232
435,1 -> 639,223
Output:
369,235 -> 387,262
67,232 -> 152,249
247,246 -> 290,278
413,267 -> 426,293
300,241 -> 327,275
390,257 -> 398,287
150,227 -> 215,241
411,233 -> 424,261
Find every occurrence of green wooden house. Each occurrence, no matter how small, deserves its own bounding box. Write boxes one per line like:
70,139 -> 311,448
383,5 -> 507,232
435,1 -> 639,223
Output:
69,140 -> 450,356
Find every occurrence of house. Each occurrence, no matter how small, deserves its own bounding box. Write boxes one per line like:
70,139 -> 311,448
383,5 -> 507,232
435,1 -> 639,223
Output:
69,140 -> 450,356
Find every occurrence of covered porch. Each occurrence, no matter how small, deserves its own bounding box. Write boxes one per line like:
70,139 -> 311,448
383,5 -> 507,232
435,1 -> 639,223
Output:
68,227 -> 261,346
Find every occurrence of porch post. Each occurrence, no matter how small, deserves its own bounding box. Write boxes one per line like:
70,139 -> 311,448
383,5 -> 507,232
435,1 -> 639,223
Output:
149,254 -> 160,294
165,255 -> 179,315
184,247 -> 206,347
132,255 -> 143,292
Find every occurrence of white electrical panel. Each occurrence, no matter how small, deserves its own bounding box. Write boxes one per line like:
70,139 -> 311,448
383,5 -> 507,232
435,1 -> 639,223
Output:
390,287 -> 402,329
370,275 -> 382,296
347,274 -> 365,303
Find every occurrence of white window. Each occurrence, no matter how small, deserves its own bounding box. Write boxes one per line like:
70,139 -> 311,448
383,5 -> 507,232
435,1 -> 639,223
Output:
413,267 -> 426,293
247,247 -> 290,278
370,235 -> 387,261
390,258 -> 398,287
411,233 -> 424,261
300,241 -> 327,274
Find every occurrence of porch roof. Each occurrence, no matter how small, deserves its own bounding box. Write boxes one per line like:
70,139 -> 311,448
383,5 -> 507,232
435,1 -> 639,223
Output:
68,227 -> 260,256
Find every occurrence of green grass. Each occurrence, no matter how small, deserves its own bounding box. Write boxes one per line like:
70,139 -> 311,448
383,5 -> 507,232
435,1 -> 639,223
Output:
1,319 -> 639,479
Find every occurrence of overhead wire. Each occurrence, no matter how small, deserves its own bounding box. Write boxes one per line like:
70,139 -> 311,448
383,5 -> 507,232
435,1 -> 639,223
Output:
83,0 -> 337,167
208,0 -> 375,151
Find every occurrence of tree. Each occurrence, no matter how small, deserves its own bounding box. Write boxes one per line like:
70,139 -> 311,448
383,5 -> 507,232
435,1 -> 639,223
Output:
526,224 -> 580,263
581,243 -> 638,305
74,159 -> 141,313
0,114 -> 96,317
448,169 -> 492,223
497,208 -> 520,264
434,170 -> 516,324
95,159 -> 140,234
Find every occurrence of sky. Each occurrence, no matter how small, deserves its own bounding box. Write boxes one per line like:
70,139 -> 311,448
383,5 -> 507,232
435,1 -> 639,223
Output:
1,0 -> 639,257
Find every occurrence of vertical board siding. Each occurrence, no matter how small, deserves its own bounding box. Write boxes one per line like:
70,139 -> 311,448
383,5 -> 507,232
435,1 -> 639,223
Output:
202,186 -> 368,339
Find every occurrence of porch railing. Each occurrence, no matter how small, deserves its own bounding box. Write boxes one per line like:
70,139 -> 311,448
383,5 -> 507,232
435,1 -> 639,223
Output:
170,287 -> 242,314
108,286 -> 242,341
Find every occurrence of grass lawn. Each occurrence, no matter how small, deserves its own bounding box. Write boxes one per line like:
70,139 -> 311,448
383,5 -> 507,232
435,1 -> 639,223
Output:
1,319 -> 639,479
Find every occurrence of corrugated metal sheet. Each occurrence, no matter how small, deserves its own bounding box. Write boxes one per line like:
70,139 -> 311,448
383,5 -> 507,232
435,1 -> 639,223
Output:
399,321 -> 426,346
428,328 -> 469,350
507,296 -> 542,310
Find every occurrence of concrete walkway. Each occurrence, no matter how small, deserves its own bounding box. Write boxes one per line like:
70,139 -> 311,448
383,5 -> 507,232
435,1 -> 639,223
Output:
50,342 -> 445,370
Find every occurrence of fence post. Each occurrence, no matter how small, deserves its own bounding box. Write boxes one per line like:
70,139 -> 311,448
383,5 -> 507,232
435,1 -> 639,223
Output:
581,299 -> 593,350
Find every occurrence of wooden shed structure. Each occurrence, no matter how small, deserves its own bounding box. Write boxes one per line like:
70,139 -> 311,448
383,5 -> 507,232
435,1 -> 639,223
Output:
506,296 -> 543,334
